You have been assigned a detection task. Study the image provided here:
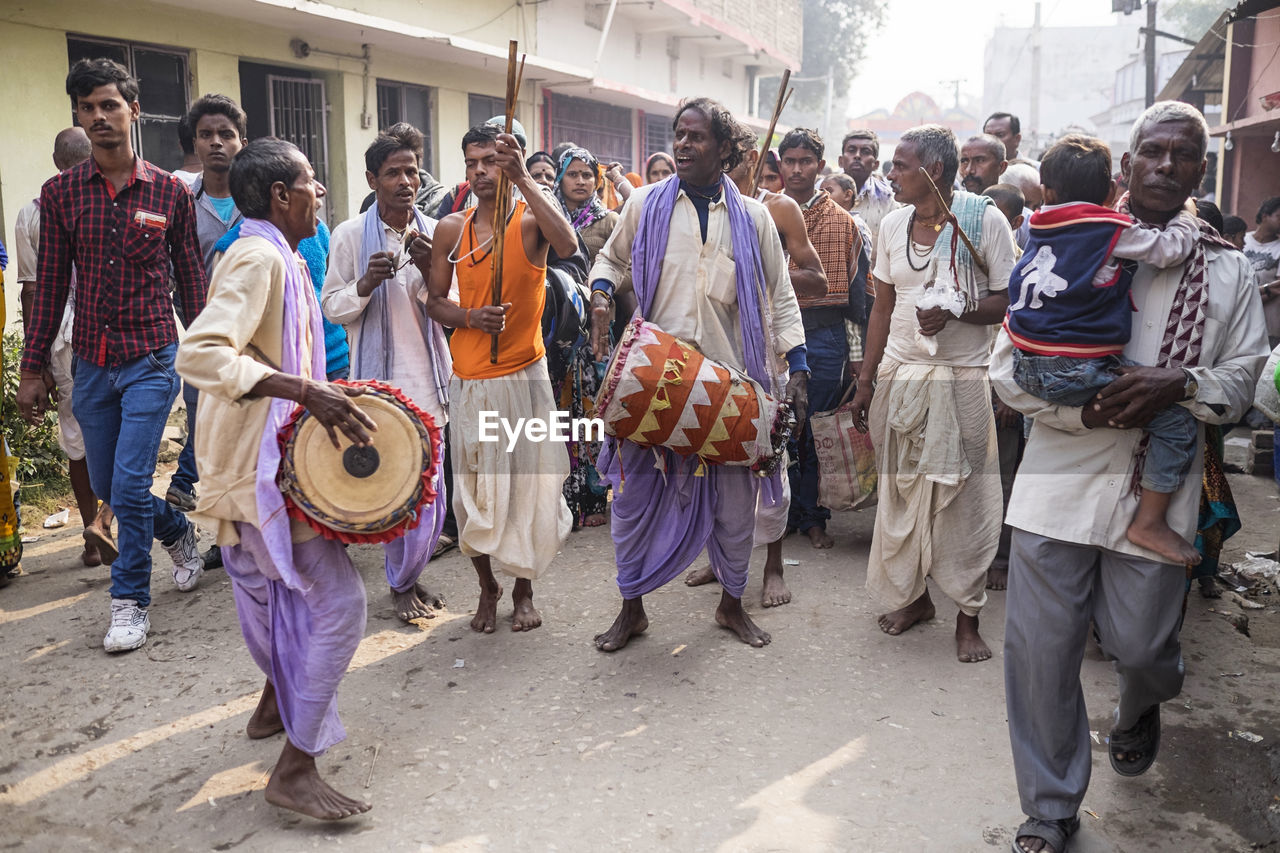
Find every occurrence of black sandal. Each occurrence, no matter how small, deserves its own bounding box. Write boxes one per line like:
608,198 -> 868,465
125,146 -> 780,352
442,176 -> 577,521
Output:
1011,814 -> 1080,853
1109,704 -> 1161,777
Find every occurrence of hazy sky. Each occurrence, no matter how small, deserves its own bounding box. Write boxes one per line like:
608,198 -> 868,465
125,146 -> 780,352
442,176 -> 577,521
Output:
844,0 -> 1132,117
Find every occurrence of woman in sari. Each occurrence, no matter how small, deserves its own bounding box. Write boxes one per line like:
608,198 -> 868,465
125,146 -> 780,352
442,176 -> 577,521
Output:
552,147 -> 619,528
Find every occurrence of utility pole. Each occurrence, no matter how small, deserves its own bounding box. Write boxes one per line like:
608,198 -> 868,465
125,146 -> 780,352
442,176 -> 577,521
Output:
1145,0 -> 1158,106
1030,1 -> 1041,152
939,78 -> 965,109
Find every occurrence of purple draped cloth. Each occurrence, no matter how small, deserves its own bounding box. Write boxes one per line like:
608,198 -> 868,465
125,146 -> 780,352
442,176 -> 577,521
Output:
242,218 -> 328,593
599,175 -> 779,599
384,468 -> 447,593
224,522 -> 366,756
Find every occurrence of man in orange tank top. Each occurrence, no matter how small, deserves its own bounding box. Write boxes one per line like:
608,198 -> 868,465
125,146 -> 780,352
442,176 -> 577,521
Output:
424,123 -> 579,634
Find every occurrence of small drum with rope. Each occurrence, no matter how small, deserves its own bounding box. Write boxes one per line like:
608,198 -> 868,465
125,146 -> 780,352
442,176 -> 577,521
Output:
277,379 -> 442,544
595,317 -> 794,476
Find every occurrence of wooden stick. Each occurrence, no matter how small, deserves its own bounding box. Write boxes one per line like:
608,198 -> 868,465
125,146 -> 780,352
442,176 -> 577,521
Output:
917,166 -> 988,277
489,41 -> 524,363
749,70 -> 792,196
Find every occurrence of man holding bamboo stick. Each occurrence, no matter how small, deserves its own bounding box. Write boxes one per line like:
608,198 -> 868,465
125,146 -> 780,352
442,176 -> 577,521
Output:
849,124 -> 1017,663
425,123 -> 576,634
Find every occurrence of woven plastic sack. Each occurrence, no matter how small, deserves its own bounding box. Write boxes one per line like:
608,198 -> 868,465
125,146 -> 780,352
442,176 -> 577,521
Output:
811,383 -> 877,511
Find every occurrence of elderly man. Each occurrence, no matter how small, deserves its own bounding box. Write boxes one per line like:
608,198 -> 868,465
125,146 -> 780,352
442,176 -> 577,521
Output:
850,124 -> 1017,663
177,138 -> 378,821
588,97 -> 807,651
993,102 -> 1268,853
959,134 -> 1008,195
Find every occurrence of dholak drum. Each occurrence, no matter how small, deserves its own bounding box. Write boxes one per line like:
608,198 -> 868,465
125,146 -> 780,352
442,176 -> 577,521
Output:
595,317 -> 794,476
277,379 -> 442,544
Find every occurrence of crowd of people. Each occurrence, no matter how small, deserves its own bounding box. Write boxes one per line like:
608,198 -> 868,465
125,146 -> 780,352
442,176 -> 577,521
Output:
3,55 -> 1278,851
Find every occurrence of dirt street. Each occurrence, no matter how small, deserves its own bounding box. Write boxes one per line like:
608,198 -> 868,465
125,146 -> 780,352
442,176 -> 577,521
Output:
2,462 -> 1278,852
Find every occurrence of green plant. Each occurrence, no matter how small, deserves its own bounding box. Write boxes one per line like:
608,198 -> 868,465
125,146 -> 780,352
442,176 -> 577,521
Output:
2,329 -> 70,498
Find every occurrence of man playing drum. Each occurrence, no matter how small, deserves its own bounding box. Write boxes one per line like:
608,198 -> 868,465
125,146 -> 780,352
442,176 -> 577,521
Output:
425,123 -> 577,633
177,139 -> 377,820
323,124 -> 451,624
588,97 -> 808,651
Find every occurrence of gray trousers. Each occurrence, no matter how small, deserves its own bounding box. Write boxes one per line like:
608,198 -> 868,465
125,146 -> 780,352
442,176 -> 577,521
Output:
1004,530 -> 1186,820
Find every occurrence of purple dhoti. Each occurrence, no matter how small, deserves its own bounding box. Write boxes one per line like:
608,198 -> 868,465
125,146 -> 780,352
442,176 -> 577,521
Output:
222,522 -> 367,757
383,468 -> 446,593
603,440 -> 759,599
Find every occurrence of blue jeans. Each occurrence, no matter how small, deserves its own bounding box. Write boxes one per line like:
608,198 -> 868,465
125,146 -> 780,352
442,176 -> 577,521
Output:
73,343 -> 191,608
787,322 -> 848,532
1014,351 -> 1197,493
170,381 -> 199,495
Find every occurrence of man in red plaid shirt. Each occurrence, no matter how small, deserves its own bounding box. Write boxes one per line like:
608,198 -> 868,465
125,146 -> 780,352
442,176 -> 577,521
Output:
18,58 -> 208,653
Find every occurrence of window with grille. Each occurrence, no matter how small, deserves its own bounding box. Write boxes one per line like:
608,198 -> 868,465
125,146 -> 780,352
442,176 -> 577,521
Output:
642,112 -> 675,163
266,75 -> 332,225
468,94 -> 506,132
376,80 -> 435,174
67,36 -> 190,173
545,93 -> 633,172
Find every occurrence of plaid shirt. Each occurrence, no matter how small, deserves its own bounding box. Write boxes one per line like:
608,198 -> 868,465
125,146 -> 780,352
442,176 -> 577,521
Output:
22,156 -> 206,373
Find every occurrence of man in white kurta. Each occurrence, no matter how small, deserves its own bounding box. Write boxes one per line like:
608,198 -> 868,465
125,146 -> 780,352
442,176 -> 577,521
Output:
851,125 -> 1017,664
322,128 -> 451,624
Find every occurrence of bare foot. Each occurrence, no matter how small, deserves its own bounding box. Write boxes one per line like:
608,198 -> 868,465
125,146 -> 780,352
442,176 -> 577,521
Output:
955,612 -> 992,663
684,564 -> 716,587
594,598 -> 648,652
986,566 -> 1008,590
81,545 -> 102,567
511,579 -> 542,631
84,526 -> 117,565
1126,519 -> 1201,567
877,591 -> 935,636
1198,576 -> 1221,599
761,541 -> 790,608
247,680 -> 285,739
805,526 -> 834,549
715,592 -> 771,647
392,585 -> 436,623
470,581 -> 503,633
265,739 -> 370,820
582,513 -> 607,528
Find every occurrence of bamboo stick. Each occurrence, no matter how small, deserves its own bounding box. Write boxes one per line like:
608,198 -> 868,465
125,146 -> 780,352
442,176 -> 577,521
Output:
748,70 -> 792,196
917,165 -> 989,277
489,40 -> 525,363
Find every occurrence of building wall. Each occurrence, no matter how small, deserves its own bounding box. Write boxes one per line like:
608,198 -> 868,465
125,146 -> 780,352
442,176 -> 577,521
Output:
982,20 -> 1141,153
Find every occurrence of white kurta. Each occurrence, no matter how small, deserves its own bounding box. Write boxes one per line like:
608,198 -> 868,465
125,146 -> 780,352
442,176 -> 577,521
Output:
321,214 -> 447,426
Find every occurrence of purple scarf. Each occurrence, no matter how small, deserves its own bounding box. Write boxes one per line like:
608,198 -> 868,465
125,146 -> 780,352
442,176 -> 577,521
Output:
622,174 -> 784,505
630,174 -> 772,390
243,218 -> 328,592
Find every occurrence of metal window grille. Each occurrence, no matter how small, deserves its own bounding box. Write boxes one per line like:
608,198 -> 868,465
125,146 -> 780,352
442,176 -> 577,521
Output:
547,93 -> 633,172
67,36 -> 190,173
376,80 -> 435,174
267,75 -> 331,223
642,112 -> 675,165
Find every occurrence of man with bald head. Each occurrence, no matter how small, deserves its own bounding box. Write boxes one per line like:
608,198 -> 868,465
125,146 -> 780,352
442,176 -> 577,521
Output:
959,134 -> 1007,195
13,127 -> 115,568
1002,162 -> 1042,250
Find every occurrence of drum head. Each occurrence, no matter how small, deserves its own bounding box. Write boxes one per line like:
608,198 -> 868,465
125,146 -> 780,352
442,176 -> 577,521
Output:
290,393 -> 425,528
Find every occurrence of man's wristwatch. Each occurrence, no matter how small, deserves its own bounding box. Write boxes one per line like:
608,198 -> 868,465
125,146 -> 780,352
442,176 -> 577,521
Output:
1181,368 -> 1199,401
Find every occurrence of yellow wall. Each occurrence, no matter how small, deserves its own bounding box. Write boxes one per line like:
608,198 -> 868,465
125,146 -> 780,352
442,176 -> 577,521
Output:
0,0 -> 520,330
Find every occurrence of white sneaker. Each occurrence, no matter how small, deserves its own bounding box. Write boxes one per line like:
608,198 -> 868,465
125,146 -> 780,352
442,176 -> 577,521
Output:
163,523 -> 204,592
104,598 -> 151,653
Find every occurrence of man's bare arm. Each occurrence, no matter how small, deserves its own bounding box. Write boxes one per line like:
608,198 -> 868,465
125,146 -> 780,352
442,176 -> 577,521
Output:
423,213 -> 509,335
770,195 -> 827,298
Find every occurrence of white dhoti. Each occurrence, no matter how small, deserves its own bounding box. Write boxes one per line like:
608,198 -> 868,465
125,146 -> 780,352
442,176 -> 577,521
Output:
753,460 -> 791,547
866,356 -> 1001,616
449,360 -> 572,579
